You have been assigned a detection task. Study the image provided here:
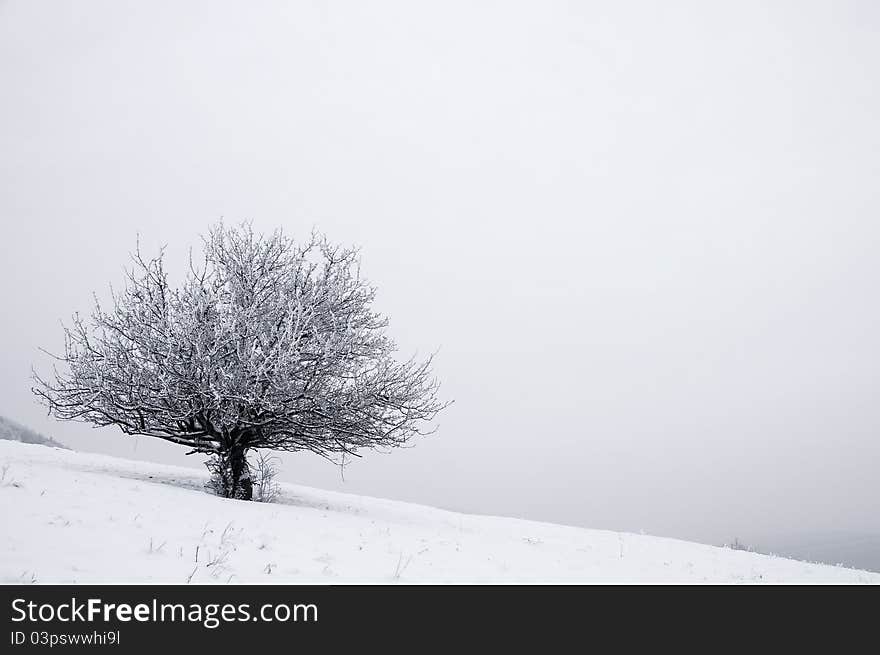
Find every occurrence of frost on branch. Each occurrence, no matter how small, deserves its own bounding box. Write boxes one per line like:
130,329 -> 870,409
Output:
33,223 -> 448,500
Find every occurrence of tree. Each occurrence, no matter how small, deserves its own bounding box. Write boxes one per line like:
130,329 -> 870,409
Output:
33,223 -> 448,500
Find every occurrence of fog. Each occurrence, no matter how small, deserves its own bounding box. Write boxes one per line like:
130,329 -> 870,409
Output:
2,1 -> 879,557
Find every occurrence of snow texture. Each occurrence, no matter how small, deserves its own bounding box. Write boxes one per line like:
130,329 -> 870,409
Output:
1,440 -> 877,584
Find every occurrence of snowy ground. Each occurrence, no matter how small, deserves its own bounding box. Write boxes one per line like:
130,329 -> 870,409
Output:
1,440 -> 877,584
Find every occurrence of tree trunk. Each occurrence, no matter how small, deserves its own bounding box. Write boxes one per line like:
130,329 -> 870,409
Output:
208,444 -> 253,500
228,443 -> 253,500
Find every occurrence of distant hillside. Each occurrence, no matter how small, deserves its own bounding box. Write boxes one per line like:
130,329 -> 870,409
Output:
0,415 -> 67,449
757,531 -> 880,574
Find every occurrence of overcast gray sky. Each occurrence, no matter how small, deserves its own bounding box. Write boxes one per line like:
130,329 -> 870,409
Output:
2,0 -> 879,551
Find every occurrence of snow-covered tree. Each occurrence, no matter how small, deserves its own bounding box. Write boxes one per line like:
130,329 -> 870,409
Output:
34,224 -> 447,500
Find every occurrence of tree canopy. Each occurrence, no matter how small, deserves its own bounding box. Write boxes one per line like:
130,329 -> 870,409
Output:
34,223 -> 447,499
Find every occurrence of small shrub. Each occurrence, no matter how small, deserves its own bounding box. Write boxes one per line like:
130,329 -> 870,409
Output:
251,451 -> 281,503
724,537 -> 753,552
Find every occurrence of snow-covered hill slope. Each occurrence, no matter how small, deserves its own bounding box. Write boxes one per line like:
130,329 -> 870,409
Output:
1,440 -> 877,584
